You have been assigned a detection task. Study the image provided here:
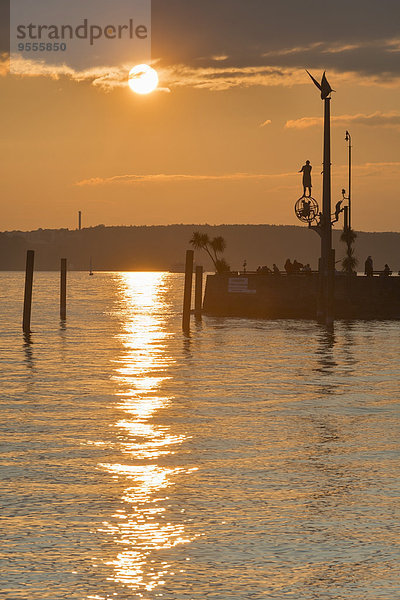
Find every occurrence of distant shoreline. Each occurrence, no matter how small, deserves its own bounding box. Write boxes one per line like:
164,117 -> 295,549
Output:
1,224 -> 399,272
3,223 -> 400,235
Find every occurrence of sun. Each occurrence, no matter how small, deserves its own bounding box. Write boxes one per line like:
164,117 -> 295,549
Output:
128,64 -> 159,95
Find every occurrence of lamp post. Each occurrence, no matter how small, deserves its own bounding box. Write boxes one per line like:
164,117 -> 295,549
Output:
341,131 -> 357,277
345,130 -> 352,229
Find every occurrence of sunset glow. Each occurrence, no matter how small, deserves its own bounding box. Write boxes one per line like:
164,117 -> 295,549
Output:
3,2 -> 400,599
128,64 -> 159,94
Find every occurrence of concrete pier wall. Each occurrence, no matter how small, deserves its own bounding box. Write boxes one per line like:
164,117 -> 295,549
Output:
203,273 -> 400,319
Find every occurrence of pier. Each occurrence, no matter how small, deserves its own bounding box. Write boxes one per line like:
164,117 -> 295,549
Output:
203,271 -> 400,320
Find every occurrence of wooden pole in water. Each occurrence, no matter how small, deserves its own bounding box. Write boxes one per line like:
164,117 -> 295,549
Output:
326,249 -> 335,323
60,258 -> 67,320
317,257 -> 324,321
22,250 -> 35,334
195,265 -> 203,319
182,250 -> 194,331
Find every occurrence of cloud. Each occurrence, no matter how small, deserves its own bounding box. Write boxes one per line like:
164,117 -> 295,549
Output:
3,1 -> 400,93
76,162 -> 400,189
5,51 -> 400,93
0,53 -> 8,76
76,162 -> 400,187
76,172 -> 296,186
354,161 -> 400,177
152,1 -> 400,70
4,54 -> 126,87
151,1 -> 400,84
260,120 -> 272,127
157,64 -> 392,92
1,56 -> 318,91
2,53 -> 301,91
3,55 -> 173,92
251,38 -> 400,84
142,64 -> 307,92
211,55 -> 229,62
285,111 -> 400,130
285,116 -> 322,130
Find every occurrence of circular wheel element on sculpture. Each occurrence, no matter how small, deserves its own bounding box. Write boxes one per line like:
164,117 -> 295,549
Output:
294,196 -> 319,224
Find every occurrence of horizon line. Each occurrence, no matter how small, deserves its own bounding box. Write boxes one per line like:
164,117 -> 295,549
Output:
3,223 -> 400,235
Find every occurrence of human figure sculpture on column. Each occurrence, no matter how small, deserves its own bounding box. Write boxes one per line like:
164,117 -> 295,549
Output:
299,160 -> 312,197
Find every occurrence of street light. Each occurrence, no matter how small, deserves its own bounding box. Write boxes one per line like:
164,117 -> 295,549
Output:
345,130 -> 352,229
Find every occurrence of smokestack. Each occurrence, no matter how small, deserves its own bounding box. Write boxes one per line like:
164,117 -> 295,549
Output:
78,211 -> 82,231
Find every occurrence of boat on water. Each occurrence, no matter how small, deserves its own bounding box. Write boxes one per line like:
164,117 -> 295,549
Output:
89,257 -> 94,276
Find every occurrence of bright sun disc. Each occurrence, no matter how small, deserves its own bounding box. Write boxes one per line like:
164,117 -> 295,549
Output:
129,64 -> 159,94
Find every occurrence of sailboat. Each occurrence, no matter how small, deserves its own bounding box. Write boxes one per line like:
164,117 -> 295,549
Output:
89,257 -> 94,276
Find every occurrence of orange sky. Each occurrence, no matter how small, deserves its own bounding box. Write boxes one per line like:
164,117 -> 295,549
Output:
1,0 -> 400,232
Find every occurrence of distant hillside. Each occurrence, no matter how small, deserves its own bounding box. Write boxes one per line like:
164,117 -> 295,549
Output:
1,224 -> 399,271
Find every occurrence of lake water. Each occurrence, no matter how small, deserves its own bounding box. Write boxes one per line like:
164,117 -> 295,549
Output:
1,272 -> 399,600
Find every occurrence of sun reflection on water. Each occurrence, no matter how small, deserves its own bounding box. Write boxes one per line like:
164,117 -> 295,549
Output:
98,273 -> 194,593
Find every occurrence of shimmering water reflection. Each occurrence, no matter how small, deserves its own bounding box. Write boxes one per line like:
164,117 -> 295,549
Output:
101,273 -> 196,593
0,272 -> 399,600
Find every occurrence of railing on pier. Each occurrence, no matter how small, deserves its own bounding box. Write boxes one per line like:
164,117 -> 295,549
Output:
234,270 -> 318,276
230,270 -> 398,277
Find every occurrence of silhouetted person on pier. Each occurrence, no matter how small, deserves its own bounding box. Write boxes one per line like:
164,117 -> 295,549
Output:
273,264 -> 280,275
299,160 -> 312,197
365,256 -> 373,277
284,258 -> 293,274
261,265 -> 272,274
333,199 -> 343,223
293,259 -> 303,273
382,264 -> 392,277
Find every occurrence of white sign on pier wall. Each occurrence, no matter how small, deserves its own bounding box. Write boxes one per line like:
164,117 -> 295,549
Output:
228,278 -> 256,294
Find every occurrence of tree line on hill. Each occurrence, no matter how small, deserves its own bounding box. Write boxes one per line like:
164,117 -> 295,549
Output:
1,224 -> 399,272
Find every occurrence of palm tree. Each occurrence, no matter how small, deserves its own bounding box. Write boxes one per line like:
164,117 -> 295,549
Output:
210,236 -> 226,262
190,231 -> 215,265
190,231 -> 210,251
340,227 -> 358,274
190,231 -> 230,273
215,258 -> 230,273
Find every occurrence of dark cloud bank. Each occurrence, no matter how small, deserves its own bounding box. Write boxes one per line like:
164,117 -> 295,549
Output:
152,0 -> 400,78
